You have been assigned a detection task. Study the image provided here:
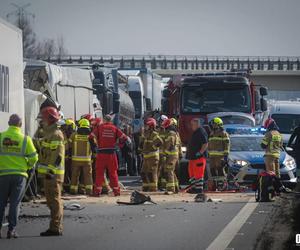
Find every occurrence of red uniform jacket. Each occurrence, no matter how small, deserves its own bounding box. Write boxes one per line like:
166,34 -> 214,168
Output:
92,122 -> 127,150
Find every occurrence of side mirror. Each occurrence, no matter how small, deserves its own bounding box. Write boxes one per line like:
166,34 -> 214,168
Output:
260,87 -> 268,96
162,89 -> 170,98
260,98 -> 268,111
145,98 -> 152,111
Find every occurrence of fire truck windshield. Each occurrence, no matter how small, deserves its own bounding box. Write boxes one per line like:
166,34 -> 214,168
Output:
181,86 -> 251,114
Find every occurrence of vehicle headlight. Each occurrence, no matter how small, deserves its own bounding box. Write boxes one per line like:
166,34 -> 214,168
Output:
283,158 -> 296,169
181,146 -> 187,153
234,160 -> 249,167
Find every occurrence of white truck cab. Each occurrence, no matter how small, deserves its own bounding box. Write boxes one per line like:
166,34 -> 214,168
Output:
268,101 -> 300,144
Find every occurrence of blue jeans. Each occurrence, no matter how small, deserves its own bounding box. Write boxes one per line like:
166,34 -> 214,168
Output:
0,175 -> 26,231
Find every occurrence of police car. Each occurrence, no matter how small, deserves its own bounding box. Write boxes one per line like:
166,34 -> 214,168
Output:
225,126 -> 297,187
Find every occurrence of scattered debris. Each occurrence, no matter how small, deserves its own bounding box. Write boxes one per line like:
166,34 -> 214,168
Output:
117,191 -> 157,205
207,198 -> 223,202
64,203 -> 85,211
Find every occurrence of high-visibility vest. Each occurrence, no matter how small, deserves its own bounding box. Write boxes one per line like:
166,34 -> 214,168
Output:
71,133 -> 92,162
0,126 -> 38,178
261,130 -> 282,158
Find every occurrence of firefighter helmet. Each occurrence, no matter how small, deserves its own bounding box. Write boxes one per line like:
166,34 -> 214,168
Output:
212,117 -> 223,127
78,118 -> 90,128
263,118 -> 275,129
65,118 -> 76,130
145,118 -> 157,128
161,118 -> 172,129
170,118 -> 178,126
41,107 -> 60,125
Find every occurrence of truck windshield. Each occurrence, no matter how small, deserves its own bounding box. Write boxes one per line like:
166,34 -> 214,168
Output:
271,114 -> 300,134
181,86 -> 251,113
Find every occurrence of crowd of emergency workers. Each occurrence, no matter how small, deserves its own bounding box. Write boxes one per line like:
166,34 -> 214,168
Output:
0,103 -> 290,238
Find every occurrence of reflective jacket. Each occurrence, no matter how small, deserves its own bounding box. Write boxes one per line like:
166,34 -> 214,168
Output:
92,122 -> 127,152
208,129 -> 230,157
163,130 -> 178,158
141,130 -> 163,159
159,128 -> 168,156
0,126 -> 38,178
175,131 -> 183,159
37,123 -> 65,181
70,128 -> 92,163
261,130 -> 283,158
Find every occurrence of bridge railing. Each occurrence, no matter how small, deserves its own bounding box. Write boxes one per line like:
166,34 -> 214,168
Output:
42,55 -> 300,71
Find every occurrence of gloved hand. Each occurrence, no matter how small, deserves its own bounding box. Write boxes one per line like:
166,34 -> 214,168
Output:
195,152 -> 203,159
126,137 -> 132,146
45,170 -> 55,180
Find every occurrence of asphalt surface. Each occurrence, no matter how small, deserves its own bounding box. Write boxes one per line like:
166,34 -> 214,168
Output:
0,177 -> 274,250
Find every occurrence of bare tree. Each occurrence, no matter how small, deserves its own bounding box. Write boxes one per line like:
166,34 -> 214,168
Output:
56,35 -> 68,57
7,3 -> 38,58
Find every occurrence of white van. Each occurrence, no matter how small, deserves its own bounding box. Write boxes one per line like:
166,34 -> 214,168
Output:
268,101 -> 300,144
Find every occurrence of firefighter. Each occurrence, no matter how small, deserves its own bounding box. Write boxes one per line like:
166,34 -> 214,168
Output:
161,118 -> 178,194
157,115 -> 168,190
186,118 -> 208,201
261,118 -> 283,178
38,107 -> 65,236
61,118 -> 76,192
92,115 -> 130,196
208,117 -> 230,182
0,114 -> 38,239
141,118 -> 163,192
69,119 -> 95,195
171,118 -> 182,192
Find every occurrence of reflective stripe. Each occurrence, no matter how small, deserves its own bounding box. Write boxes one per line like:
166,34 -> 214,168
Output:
0,169 -> 27,175
144,151 -> 159,158
165,150 -> 178,155
265,153 -> 280,158
72,156 -> 91,162
41,141 -> 63,150
37,164 -> 64,175
166,183 -> 175,187
209,151 -> 226,156
85,185 -> 93,190
148,182 -> 158,187
21,136 -> 28,155
209,137 -> 228,141
75,135 -> 89,141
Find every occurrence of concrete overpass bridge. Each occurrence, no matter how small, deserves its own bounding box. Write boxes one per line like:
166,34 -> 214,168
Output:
44,55 -> 300,99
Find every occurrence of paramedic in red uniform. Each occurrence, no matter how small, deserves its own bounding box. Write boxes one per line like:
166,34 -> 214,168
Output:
92,115 -> 129,196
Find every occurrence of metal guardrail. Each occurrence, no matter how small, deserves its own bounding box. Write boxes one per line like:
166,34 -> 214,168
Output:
43,55 -> 300,71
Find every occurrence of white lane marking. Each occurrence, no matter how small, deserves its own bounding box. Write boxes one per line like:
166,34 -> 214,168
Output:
206,197 -> 258,250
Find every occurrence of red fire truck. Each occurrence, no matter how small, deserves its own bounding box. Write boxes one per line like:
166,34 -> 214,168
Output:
162,71 -> 268,150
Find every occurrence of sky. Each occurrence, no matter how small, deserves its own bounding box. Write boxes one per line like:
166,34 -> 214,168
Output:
0,0 -> 300,56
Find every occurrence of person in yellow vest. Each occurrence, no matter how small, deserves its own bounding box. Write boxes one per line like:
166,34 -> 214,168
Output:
0,114 -> 38,239
140,118 -> 163,192
69,119 -> 95,195
38,107 -> 65,237
208,117 -> 230,182
261,118 -> 283,178
161,118 -> 179,194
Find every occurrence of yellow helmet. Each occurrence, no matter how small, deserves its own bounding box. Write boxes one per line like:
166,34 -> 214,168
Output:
212,117 -> 223,127
78,118 -> 90,128
171,118 -> 178,126
65,118 -> 76,130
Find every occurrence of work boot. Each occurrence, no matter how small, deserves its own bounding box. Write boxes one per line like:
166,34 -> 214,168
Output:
194,193 -> 207,203
40,229 -> 62,237
7,230 -> 19,239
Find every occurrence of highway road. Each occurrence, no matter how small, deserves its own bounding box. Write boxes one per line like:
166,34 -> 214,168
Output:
0,179 -> 275,250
